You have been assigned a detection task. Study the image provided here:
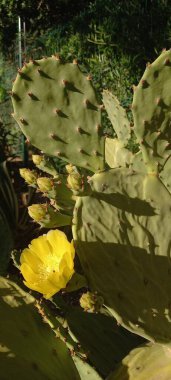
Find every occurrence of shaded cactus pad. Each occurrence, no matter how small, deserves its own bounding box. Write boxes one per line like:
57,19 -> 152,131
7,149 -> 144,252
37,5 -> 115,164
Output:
73,168 -> 171,343
0,276 -> 80,380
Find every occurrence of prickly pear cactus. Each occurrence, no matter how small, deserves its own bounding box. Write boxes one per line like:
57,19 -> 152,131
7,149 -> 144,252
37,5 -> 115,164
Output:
11,57 -> 104,172
107,343 -> 171,380
0,276 -> 80,380
73,50 -> 171,344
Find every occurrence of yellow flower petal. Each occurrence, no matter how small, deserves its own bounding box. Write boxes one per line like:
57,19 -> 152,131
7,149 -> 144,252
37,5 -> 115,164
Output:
29,235 -> 53,263
20,248 -> 43,271
20,229 -> 75,298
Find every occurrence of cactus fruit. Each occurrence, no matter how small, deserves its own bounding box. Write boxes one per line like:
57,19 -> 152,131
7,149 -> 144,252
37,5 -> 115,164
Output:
11,57 -> 105,172
107,343 -> 171,380
0,276 -> 80,380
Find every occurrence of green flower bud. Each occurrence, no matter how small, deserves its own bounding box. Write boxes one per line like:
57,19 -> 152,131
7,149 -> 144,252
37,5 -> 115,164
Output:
80,291 -> 104,313
32,155 -> 43,166
19,168 -> 38,185
65,164 -> 77,174
37,177 -> 54,192
67,173 -> 82,191
28,204 -> 47,222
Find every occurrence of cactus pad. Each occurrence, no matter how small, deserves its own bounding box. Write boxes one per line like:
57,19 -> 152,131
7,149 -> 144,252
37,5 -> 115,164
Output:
103,90 -> 131,145
107,343 -> 171,380
73,168 -> 171,343
132,49 -> 171,173
0,276 -> 80,380
11,57 -> 104,172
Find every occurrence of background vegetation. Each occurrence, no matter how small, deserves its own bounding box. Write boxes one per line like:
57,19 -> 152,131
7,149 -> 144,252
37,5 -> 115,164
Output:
0,0 -> 171,159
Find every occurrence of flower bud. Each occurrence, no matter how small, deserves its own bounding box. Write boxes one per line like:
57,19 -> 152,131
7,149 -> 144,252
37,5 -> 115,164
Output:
65,164 -> 76,174
19,168 -> 38,185
67,173 -> 82,191
37,177 -> 54,192
32,154 -> 43,166
28,204 -> 47,222
80,291 -> 104,313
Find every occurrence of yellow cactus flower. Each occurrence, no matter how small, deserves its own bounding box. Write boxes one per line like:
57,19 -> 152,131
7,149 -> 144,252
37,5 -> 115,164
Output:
19,168 -> 38,185
32,154 -> 43,166
20,230 -> 75,299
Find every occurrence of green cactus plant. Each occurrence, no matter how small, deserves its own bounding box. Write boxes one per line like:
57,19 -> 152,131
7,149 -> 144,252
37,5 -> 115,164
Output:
12,50 -> 171,347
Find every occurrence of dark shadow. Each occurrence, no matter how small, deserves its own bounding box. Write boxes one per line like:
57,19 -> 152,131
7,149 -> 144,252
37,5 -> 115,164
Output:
86,101 -> 98,111
65,82 -> 83,94
56,110 -> 68,118
67,307 -> 145,377
37,69 -> 53,79
19,73 -> 32,81
51,134 -> 67,144
0,288 -> 79,380
77,127 -> 90,136
94,192 -> 156,216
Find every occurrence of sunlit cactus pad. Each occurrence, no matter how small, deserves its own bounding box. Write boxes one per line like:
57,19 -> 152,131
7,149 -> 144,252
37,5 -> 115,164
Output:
132,49 -> 171,173
11,57 -> 104,172
107,343 -> 171,380
73,168 -> 171,343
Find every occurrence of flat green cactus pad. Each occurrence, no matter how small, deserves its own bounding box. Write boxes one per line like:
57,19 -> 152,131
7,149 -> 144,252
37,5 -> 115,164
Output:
0,277 -> 80,380
11,57 -> 104,172
132,49 -> 171,173
103,90 -> 131,145
107,343 -> 171,380
73,168 -> 171,343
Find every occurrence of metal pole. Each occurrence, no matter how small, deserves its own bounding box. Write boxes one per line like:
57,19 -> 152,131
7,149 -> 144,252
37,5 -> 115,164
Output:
18,16 -> 22,68
18,16 -> 28,166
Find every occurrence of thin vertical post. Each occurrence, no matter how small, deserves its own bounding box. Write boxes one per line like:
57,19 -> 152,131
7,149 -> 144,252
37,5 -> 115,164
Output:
18,16 -> 22,68
18,16 -> 28,166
